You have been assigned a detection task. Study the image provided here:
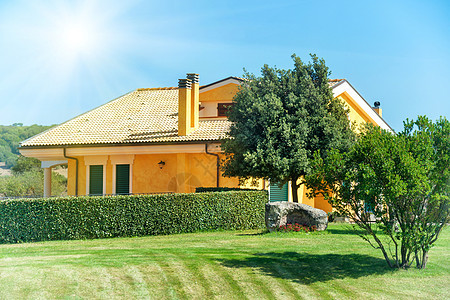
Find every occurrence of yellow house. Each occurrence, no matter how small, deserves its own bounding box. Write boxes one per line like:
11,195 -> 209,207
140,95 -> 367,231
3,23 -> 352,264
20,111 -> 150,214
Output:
19,74 -> 392,212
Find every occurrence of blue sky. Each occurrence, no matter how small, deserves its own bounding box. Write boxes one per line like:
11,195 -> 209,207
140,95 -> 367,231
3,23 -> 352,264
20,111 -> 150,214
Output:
0,0 -> 448,131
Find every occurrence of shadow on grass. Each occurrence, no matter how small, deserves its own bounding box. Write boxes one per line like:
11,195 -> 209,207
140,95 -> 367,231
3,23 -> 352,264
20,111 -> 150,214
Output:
326,227 -> 366,235
217,251 -> 392,284
237,224 -> 368,237
235,231 -> 268,236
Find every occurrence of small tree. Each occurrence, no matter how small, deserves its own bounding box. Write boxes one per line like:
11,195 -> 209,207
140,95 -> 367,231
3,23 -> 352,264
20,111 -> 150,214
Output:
222,54 -> 354,202
307,116 -> 449,269
11,156 -> 41,174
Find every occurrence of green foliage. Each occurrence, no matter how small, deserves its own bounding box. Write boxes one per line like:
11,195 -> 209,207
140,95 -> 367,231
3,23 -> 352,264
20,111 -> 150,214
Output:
0,171 -> 44,197
11,156 -> 41,174
0,191 -> 268,243
195,187 -> 257,192
0,124 -> 53,167
0,170 -> 67,197
222,54 -> 354,202
307,116 -> 449,269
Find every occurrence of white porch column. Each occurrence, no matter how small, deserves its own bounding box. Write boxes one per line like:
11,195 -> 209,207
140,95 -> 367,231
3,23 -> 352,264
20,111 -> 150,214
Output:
41,160 -> 67,198
43,167 -> 52,197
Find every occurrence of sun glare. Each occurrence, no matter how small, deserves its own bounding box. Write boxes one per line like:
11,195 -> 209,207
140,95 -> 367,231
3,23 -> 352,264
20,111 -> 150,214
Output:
1,0 -> 143,120
58,21 -> 97,56
35,2 -> 114,64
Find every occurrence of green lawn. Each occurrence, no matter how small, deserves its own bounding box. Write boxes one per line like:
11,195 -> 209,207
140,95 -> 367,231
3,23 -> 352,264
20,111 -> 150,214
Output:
0,224 -> 448,299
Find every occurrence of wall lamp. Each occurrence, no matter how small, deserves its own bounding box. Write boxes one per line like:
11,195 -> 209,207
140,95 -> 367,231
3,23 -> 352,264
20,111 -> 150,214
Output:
158,161 -> 166,169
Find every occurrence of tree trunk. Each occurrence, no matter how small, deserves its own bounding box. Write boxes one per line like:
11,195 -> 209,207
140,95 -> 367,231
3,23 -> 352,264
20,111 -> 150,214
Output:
292,177 -> 299,203
415,251 -> 420,268
400,242 -> 408,268
420,249 -> 428,269
368,226 -> 394,268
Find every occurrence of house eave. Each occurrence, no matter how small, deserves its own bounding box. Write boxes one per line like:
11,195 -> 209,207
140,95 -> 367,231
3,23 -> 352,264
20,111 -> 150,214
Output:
332,80 -> 394,133
19,140 -> 224,161
19,138 -> 226,150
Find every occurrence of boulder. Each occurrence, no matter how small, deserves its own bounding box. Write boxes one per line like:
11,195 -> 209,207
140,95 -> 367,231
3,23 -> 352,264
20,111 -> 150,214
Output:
265,202 -> 328,231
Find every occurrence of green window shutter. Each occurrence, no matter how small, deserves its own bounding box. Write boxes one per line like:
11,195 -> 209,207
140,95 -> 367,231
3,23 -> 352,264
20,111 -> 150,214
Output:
116,164 -> 130,195
89,165 -> 103,195
269,182 -> 288,202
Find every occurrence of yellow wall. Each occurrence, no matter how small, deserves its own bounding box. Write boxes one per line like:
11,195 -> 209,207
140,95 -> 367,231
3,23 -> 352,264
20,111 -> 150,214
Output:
68,152 -> 242,196
200,83 -> 239,102
314,194 -> 333,212
337,92 -> 377,128
133,154 -> 178,193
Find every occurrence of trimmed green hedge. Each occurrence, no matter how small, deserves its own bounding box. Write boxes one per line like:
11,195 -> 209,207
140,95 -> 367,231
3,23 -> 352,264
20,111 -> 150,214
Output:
195,187 -> 258,193
0,191 -> 268,243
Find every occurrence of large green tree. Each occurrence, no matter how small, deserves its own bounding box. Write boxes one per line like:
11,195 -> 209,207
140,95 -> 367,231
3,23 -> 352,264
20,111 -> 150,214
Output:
222,54 -> 354,202
0,124 -> 53,167
307,117 -> 449,269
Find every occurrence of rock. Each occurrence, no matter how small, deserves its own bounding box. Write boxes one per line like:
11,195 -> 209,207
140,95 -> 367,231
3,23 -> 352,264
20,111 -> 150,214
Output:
265,202 -> 328,231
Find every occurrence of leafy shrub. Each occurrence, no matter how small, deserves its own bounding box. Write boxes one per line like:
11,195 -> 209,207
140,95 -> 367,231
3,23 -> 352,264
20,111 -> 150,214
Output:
195,187 -> 258,193
0,170 -> 66,197
0,190 -> 268,243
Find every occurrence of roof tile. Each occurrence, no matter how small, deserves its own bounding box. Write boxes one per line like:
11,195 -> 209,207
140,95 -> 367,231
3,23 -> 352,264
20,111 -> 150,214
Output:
21,78 -> 345,148
21,89 -> 231,147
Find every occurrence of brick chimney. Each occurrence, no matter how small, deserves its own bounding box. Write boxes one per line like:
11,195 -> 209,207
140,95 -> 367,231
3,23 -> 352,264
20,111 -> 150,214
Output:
178,78 -> 192,136
187,73 -> 199,131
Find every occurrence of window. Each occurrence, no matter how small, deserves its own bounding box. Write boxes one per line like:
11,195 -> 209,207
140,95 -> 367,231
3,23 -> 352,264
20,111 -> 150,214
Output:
85,156 -> 107,196
217,103 -> 234,117
110,155 -> 134,195
89,165 -> 103,195
115,164 -> 130,195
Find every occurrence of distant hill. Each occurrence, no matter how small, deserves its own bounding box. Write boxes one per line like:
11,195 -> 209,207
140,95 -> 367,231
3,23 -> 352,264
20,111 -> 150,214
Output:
0,124 -> 53,168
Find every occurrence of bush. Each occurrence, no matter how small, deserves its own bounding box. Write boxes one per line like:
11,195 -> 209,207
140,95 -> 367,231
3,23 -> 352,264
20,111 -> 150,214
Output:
307,117 -> 449,269
0,190 -> 268,243
195,187 -> 258,193
0,170 -> 67,197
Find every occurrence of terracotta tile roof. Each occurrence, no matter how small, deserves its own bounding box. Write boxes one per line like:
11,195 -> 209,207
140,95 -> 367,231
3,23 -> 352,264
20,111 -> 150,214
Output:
20,89 -> 231,147
328,79 -> 345,88
20,78 -> 346,148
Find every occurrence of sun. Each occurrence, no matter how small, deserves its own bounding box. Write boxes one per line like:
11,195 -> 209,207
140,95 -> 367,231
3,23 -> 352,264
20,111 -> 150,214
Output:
59,22 -> 96,56
1,0 -> 139,114
52,14 -> 102,61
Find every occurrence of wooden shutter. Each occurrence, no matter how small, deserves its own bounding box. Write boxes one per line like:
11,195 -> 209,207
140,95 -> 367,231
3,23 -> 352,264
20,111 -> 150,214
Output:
269,182 -> 288,202
116,164 -> 130,195
89,165 -> 103,195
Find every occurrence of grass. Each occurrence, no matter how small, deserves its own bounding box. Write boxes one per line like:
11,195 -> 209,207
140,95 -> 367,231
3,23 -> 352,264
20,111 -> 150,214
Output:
0,224 -> 448,299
